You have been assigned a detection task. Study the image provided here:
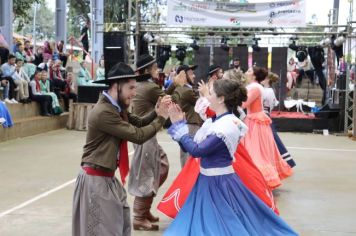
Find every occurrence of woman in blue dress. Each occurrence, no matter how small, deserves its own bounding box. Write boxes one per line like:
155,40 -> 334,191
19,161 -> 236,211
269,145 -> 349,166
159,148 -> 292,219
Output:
165,78 -> 298,236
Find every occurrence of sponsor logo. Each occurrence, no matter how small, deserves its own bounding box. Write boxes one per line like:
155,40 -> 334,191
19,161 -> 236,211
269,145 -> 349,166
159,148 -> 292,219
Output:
230,17 -> 241,26
175,15 -> 184,23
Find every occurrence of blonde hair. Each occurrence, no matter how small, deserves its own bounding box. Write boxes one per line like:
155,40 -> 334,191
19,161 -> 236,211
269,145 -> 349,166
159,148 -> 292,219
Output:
267,72 -> 279,86
223,69 -> 246,85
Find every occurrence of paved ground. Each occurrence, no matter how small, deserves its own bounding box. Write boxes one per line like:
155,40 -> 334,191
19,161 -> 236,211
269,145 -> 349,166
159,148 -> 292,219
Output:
0,129 -> 356,236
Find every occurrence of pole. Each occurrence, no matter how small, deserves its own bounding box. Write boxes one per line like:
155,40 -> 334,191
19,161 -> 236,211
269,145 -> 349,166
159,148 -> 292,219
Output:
32,3 -> 37,54
135,0 -> 140,64
1,0 -> 13,52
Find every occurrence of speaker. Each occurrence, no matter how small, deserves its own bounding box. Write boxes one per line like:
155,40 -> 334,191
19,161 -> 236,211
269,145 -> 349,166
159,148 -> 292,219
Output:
0,0 -> 4,26
104,32 -> 126,78
78,85 -> 109,103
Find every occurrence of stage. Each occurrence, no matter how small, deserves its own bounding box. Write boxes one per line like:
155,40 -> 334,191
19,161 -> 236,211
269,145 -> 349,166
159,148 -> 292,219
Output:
271,111 -> 343,133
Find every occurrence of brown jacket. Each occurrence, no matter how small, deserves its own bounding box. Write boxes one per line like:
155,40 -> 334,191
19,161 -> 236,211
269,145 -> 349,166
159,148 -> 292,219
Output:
81,95 -> 166,171
132,80 -> 165,116
168,84 -> 202,126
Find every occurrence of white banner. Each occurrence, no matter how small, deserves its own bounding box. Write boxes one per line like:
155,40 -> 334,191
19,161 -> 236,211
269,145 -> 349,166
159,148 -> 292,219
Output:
167,0 -> 306,27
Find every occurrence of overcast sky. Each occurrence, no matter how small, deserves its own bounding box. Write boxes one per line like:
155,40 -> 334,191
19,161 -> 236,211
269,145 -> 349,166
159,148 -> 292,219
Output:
46,0 -> 353,25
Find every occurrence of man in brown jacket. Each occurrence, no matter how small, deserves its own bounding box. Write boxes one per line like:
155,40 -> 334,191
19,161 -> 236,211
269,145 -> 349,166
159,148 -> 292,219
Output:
72,62 -> 170,236
128,54 -> 169,231
167,65 -> 203,167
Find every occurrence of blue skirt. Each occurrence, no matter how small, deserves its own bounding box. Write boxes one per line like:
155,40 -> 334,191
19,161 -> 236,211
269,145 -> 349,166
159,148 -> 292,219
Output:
164,173 -> 298,236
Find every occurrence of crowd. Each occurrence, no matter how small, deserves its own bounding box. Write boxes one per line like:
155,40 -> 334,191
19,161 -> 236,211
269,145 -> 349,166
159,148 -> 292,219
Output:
0,38 -> 106,123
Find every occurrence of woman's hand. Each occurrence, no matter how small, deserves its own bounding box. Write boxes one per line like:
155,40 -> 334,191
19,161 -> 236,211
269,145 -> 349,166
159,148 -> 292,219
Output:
198,80 -> 209,97
168,103 -> 185,123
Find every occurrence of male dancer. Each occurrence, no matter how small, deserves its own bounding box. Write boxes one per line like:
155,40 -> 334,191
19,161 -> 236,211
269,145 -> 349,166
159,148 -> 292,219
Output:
72,62 -> 170,236
128,54 -> 169,231
167,65 -> 203,167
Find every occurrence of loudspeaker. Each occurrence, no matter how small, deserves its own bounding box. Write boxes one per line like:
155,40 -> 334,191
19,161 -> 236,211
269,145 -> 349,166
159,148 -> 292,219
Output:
78,85 -> 109,103
104,32 -> 126,77
0,0 -> 4,26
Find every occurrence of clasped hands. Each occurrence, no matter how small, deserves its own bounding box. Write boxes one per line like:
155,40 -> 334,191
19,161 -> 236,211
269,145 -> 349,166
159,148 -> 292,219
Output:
155,95 -> 185,123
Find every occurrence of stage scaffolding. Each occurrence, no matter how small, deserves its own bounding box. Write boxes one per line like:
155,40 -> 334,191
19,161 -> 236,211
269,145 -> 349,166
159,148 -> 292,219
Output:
103,0 -> 355,135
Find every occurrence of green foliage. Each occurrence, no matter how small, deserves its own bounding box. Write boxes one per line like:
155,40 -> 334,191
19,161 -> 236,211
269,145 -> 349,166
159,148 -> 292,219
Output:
13,0 -> 44,31
14,1 -> 54,40
67,0 -> 90,38
104,0 -> 128,23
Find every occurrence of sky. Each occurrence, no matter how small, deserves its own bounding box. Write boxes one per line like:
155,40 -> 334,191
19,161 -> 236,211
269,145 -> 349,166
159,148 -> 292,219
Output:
46,0 -> 354,25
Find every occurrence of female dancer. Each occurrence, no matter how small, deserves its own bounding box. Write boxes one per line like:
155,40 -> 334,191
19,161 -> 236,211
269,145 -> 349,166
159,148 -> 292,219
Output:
164,79 -> 297,235
262,72 -> 296,168
242,67 -> 292,189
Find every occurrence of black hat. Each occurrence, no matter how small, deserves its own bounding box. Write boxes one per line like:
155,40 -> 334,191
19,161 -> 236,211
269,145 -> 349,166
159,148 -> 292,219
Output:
135,54 -> 156,72
208,65 -> 221,76
176,65 -> 198,74
93,62 -> 148,84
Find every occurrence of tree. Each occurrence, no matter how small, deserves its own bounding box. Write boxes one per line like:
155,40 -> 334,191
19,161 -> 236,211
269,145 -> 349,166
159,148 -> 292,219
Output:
13,0 -> 44,31
14,1 -> 54,41
67,0 -> 90,39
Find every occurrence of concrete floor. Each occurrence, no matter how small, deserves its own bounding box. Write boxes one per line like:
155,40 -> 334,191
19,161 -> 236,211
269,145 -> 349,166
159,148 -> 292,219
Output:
0,129 -> 356,236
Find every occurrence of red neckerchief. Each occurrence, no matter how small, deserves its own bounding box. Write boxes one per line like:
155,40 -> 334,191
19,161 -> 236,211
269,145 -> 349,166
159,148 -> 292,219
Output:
35,79 -> 41,92
117,111 -> 129,185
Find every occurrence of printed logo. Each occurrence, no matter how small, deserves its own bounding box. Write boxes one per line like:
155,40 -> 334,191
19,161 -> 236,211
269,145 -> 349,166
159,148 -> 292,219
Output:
175,15 -> 184,23
230,17 -> 241,26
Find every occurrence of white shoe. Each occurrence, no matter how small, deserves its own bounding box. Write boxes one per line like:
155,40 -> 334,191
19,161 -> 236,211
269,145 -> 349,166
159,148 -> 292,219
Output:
11,98 -> 19,104
4,98 -> 13,104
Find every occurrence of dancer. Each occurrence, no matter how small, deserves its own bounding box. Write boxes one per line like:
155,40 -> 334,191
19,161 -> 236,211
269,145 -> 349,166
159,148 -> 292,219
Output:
241,67 -> 293,189
164,79 -> 298,235
128,54 -> 169,231
158,76 -> 278,219
167,65 -> 202,167
262,72 -> 296,168
72,62 -> 170,236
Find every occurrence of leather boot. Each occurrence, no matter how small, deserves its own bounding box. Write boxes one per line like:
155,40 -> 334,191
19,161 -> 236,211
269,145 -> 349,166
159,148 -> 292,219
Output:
133,197 -> 159,231
146,196 -> 159,223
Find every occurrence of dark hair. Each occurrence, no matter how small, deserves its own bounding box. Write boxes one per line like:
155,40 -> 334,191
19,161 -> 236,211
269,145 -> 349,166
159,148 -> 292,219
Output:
8,54 -> 16,60
213,79 -> 247,116
16,58 -> 23,63
253,67 -> 268,83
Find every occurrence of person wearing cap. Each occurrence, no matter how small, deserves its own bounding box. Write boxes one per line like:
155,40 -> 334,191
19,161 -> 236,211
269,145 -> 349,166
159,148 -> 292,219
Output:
128,54 -> 170,231
167,64 -> 203,168
72,62 -> 170,236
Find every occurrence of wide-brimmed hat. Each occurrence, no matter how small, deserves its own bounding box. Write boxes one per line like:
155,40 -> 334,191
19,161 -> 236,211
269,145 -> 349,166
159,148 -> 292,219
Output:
207,64 -> 221,76
135,54 -> 156,72
176,65 -> 198,74
93,62 -> 149,84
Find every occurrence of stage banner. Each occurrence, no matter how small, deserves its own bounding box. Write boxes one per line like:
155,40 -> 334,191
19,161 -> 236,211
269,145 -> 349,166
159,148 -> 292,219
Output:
167,0 -> 306,27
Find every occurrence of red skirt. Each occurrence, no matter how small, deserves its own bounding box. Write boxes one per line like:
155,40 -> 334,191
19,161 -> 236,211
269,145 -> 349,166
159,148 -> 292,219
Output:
157,143 -> 279,218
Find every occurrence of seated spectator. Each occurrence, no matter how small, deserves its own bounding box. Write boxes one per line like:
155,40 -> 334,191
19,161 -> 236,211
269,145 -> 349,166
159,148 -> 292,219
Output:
1,58 -> 10,103
24,40 -> 35,62
0,40 -> 10,66
43,41 -> 52,61
62,72 -> 78,111
77,61 -> 92,85
39,70 -> 62,115
15,42 -> 26,61
34,46 -> 44,66
57,40 -> 68,67
0,101 -> 14,128
50,60 -> 66,98
14,58 -> 30,103
29,70 -> 53,116
1,54 -> 18,103
96,58 -> 105,81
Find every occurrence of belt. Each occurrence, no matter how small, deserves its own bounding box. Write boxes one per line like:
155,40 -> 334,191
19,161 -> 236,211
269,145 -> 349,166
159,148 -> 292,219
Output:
82,163 -> 115,177
200,165 -> 234,176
